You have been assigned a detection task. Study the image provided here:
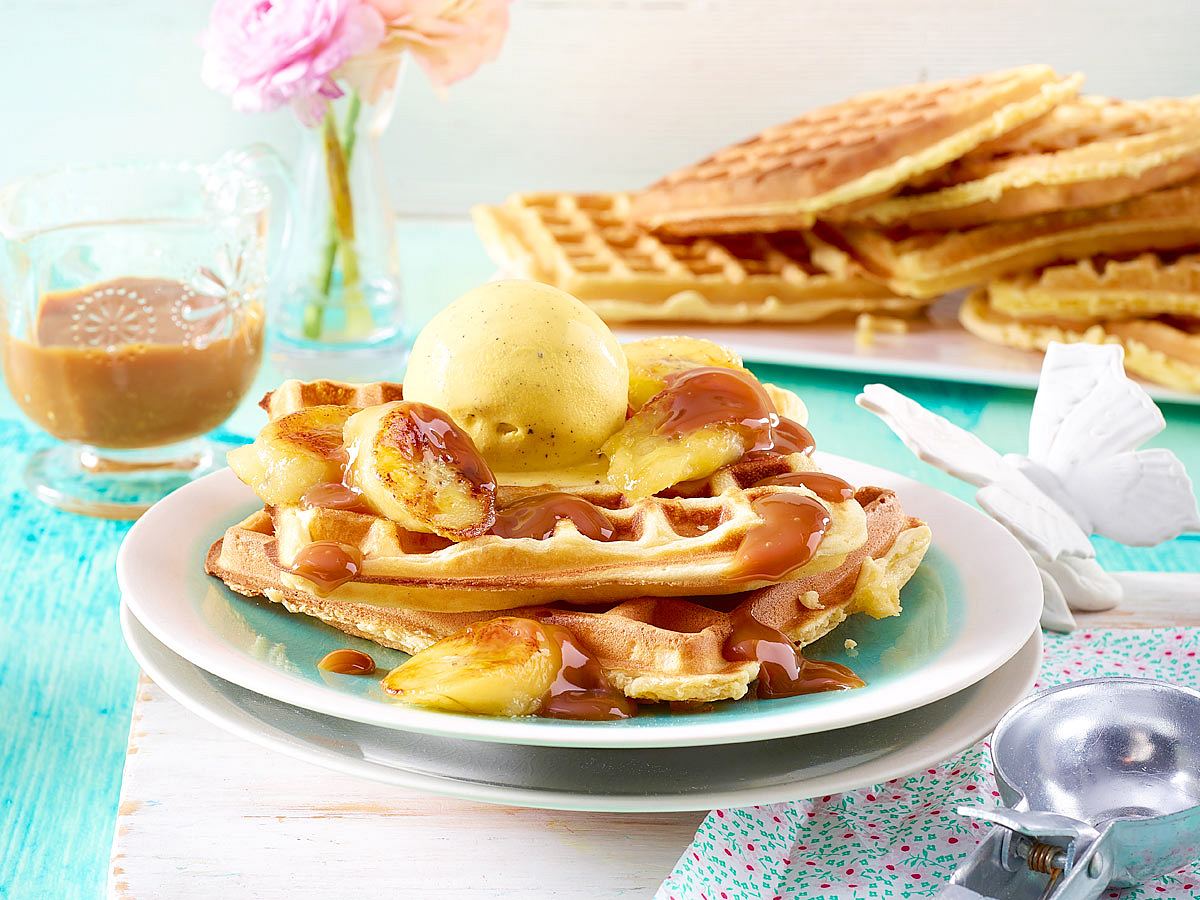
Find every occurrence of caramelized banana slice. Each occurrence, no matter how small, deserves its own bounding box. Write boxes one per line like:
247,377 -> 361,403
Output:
227,405 -> 354,506
381,617 -> 561,717
623,336 -> 745,410
604,366 -> 775,500
344,401 -> 496,540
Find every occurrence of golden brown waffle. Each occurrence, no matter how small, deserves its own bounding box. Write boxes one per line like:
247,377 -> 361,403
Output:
472,192 -> 926,324
960,289 -> 1200,393
264,449 -> 870,612
260,379 -> 405,419
826,179 -> 1200,299
630,66 -> 1082,236
854,97 -> 1200,229
207,487 -> 931,702
989,253 -> 1200,320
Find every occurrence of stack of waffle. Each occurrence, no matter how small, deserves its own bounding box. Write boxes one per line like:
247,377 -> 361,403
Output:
473,66 -> 1200,392
207,378 -> 931,704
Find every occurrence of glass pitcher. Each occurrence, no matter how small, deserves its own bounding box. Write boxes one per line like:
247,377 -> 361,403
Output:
0,148 -> 291,518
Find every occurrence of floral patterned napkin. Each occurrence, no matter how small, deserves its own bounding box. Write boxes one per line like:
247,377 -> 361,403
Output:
657,629 -> 1200,900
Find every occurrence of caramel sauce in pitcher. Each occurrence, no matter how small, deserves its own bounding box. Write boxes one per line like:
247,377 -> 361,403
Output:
724,607 -> 863,698
290,541 -> 363,595
3,277 -> 263,448
491,492 -> 616,541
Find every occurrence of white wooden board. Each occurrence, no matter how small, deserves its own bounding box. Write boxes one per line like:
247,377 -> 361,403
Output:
107,678 -> 701,899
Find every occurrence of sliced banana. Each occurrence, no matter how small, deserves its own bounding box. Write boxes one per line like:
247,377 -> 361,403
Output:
623,336 -> 745,410
227,405 -> 354,507
603,408 -> 747,501
381,617 -> 560,717
344,401 -> 496,540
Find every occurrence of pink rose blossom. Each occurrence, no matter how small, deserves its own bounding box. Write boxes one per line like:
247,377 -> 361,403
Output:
367,0 -> 510,89
201,0 -> 386,124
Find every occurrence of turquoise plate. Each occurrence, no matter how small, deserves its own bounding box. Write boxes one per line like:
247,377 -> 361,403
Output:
119,456 -> 1042,748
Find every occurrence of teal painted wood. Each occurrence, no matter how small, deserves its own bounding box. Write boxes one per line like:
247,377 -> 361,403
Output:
2,224 -> 1198,897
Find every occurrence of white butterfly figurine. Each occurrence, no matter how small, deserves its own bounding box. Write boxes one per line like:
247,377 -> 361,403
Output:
856,342 -> 1200,631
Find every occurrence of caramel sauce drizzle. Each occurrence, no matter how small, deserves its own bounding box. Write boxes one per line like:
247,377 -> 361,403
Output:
290,541 -> 363,595
302,481 -> 372,513
731,493 -> 831,582
491,492 -> 616,542
657,367 -> 777,448
539,623 -> 637,721
756,471 -> 854,503
654,368 -> 815,459
767,417 -> 816,456
724,606 -> 864,698
318,648 -> 376,675
404,401 -> 496,492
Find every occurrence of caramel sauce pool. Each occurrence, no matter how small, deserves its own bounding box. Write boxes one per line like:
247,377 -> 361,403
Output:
318,648 -> 376,675
539,623 -> 636,721
3,277 -> 263,447
724,607 -> 863,698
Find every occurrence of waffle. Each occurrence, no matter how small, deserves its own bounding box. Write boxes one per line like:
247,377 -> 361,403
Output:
260,378 -> 405,419
629,66 -> 1082,236
989,253 -> 1200,320
960,289 -> 1200,393
825,179 -> 1200,298
854,96 -> 1200,229
259,448 -> 871,612
207,486 -> 931,702
472,192 -> 926,324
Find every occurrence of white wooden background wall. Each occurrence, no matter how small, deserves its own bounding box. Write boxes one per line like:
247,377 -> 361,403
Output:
1,1 -> 1199,216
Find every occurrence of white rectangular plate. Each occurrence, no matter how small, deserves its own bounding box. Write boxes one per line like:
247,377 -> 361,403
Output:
618,295 -> 1199,407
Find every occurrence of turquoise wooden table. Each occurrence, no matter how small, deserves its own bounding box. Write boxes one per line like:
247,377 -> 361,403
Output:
3,222 -> 1199,899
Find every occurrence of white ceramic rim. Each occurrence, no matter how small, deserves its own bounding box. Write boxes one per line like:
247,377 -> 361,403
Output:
118,455 -> 1044,749
121,602 -> 1042,813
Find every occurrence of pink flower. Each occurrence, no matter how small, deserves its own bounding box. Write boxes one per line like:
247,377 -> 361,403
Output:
368,0 -> 510,89
201,0 -> 386,124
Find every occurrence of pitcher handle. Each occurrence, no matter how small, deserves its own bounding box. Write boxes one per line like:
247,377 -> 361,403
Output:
220,143 -> 297,284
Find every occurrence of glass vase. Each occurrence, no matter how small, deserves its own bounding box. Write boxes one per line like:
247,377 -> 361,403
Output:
273,56 -> 406,357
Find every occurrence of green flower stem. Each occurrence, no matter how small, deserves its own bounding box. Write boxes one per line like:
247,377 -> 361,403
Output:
303,92 -> 367,341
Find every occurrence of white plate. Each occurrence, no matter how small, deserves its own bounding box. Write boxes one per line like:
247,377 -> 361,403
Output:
122,603 -> 1042,813
118,456 -> 1043,748
620,295 -> 1198,407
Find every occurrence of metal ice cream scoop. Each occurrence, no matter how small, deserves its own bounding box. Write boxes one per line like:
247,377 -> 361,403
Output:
939,677 -> 1200,900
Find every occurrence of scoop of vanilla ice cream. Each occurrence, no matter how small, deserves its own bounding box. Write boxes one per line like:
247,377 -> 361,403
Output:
403,281 -> 629,472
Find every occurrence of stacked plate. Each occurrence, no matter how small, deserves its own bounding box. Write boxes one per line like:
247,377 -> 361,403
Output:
118,454 -> 1044,813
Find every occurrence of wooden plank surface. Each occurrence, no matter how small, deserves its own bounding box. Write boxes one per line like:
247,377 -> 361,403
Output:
108,678 -> 701,900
